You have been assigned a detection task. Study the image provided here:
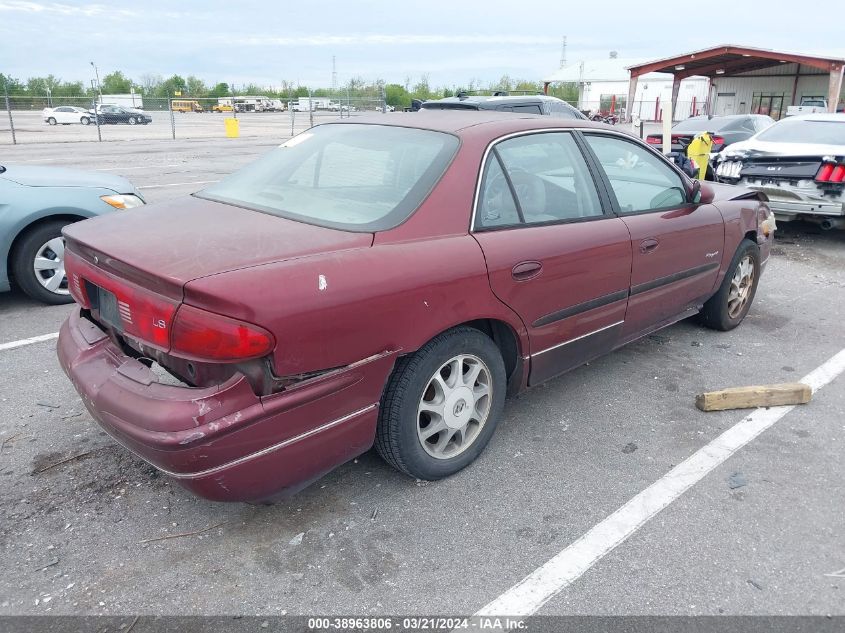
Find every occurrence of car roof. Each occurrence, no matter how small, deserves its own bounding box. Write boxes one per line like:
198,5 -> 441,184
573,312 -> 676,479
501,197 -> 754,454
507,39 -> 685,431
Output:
319,111 -> 624,137
787,112 -> 845,122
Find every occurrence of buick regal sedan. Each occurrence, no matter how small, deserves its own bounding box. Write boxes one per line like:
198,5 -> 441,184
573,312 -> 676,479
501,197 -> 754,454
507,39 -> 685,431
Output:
57,112 -> 774,503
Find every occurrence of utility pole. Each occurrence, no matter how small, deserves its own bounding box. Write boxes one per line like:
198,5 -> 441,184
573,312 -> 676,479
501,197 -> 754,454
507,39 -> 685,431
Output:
331,55 -> 338,92
560,36 -> 567,69
90,61 -> 102,142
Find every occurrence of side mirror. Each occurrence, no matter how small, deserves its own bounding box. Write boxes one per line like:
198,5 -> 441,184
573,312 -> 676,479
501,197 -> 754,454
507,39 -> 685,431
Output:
690,180 -> 715,205
690,180 -> 702,204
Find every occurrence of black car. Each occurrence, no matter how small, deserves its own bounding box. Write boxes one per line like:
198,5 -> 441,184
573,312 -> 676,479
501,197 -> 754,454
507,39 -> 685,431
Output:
92,105 -> 152,125
421,93 -> 586,120
646,114 -> 775,154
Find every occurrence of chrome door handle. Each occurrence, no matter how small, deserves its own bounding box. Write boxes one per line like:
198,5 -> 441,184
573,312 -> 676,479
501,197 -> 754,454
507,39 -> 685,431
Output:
512,261 -> 543,281
640,238 -> 659,253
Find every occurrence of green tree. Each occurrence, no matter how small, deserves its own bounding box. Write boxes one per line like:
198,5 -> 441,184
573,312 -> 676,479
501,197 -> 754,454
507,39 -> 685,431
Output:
385,83 -> 410,109
101,71 -> 132,94
157,74 -> 187,97
138,73 -> 163,96
26,77 -> 48,95
208,82 -> 230,98
411,74 -> 434,101
185,75 -> 208,97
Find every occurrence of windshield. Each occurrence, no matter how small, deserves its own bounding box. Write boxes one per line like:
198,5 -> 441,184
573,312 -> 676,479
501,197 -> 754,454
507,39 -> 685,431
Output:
755,118 -> 845,145
196,124 -> 459,232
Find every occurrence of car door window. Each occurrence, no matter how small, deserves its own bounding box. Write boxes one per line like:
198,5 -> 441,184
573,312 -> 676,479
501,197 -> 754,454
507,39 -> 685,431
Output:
476,132 -> 603,229
584,135 -> 687,214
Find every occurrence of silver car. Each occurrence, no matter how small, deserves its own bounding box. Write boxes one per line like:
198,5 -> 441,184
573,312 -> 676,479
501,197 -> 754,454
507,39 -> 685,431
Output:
715,113 -> 845,230
0,164 -> 144,304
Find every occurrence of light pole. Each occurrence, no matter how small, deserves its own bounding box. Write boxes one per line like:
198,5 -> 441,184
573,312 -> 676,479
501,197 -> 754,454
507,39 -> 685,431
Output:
90,61 -> 102,141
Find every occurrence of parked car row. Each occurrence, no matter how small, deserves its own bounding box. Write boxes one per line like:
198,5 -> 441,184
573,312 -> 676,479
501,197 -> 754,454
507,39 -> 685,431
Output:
42,104 -> 153,126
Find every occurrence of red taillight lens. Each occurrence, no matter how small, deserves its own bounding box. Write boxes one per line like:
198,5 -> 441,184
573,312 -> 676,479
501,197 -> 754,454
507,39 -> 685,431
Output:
711,135 -> 725,147
170,304 -> 275,362
646,135 -> 661,145
831,164 -> 845,183
816,163 -> 835,182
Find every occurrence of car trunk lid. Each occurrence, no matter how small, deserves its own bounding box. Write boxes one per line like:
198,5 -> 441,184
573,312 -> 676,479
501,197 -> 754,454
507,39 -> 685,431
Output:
63,196 -> 373,359
62,195 -> 373,290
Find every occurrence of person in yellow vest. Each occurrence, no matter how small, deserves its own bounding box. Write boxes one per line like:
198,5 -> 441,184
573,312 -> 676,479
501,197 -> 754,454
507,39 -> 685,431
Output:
686,132 -> 714,180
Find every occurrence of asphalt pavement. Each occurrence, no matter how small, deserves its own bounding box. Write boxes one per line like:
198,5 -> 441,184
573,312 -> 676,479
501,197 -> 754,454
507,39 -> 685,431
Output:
0,138 -> 843,617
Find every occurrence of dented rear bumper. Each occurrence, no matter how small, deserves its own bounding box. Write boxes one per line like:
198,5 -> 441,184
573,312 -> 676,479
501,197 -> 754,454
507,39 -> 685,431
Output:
57,309 -> 395,502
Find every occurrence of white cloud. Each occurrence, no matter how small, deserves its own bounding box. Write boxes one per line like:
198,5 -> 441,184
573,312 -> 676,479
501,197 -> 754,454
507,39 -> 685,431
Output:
220,33 -> 563,47
0,1 -> 137,18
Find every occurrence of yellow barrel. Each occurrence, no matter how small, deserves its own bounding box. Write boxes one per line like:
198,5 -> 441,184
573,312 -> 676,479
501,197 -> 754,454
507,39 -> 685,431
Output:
224,117 -> 240,138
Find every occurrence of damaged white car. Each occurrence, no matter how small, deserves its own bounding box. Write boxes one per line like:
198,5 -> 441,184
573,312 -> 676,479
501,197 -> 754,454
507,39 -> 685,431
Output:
715,113 -> 845,230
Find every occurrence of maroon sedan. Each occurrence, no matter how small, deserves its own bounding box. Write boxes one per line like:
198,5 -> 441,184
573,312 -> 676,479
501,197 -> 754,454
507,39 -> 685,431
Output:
58,113 -> 774,502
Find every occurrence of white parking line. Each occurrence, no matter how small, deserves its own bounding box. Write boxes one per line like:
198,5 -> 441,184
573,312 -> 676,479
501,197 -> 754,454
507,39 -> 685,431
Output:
0,332 -> 60,352
95,164 -> 185,172
476,347 -> 845,617
138,180 -> 219,189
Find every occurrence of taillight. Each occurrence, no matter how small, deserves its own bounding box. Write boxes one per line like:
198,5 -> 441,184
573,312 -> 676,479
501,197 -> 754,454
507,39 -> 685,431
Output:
711,135 -> 725,148
816,161 -> 845,183
646,135 -> 661,145
69,272 -> 90,308
170,304 -> 275,362
816,163 -> 835,182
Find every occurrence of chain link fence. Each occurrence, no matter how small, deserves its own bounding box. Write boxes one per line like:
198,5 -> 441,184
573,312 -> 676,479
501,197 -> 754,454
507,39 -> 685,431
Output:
1,89 -> 389,145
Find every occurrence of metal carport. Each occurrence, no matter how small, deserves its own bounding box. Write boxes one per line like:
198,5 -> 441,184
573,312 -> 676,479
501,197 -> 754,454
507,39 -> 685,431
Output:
625,45 -> 844,121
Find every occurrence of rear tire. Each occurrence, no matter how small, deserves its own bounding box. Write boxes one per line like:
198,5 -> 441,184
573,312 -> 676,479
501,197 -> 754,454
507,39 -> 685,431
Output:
375,326 -> 506,480
11,220 -> 75,305
698,238 -> 760,331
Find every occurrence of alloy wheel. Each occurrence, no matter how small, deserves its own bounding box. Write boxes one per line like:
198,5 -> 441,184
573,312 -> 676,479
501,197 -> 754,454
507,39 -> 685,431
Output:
727,255 -> 754,319
417,354 -> 492,459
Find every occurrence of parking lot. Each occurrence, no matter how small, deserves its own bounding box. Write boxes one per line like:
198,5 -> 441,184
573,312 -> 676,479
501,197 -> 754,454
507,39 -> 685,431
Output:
1,110 -> 357,145
1,136 -> 844,618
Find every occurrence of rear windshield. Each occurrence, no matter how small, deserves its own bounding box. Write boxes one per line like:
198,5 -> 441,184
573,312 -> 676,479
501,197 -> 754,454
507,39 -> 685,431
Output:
196,124 -> 459,232
755,118 -> 845,145
673,117 -> 742,132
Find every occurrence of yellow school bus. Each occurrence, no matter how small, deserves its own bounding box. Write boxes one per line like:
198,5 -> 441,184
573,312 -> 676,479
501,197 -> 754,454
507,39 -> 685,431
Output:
171,100 -> 204,113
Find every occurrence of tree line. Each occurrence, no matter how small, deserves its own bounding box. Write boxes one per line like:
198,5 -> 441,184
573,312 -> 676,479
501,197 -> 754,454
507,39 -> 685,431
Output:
1,71 -> 578,108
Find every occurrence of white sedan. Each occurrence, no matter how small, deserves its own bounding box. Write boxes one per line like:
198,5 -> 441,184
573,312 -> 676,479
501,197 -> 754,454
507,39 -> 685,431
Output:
42,106 -> 94,126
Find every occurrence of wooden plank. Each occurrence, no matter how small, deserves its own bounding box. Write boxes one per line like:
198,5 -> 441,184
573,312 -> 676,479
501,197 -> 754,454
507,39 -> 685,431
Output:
695,383 -> 812,412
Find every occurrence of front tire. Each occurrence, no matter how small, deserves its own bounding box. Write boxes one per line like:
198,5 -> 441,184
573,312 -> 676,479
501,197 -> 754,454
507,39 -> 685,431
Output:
11,220 -> 74,305
375,327 -> 506,480
128,116 -> 137,125
47,117 -> 57,125
80,116 -> 90,125
698,238 -> 760,331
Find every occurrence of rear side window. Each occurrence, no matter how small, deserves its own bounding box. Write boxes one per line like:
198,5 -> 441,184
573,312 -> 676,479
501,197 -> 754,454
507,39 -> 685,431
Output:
476,132 -> 603,229
584,135 -> 687,213
197,124 -> 459,232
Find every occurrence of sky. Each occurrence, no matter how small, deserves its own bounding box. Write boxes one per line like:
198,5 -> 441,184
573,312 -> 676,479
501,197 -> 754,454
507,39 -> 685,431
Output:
1,0 -> 843,90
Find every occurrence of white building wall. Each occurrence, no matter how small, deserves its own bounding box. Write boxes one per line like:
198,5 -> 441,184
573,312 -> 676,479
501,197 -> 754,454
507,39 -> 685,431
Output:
579,77 -> 709,121
708,74 -> 829,117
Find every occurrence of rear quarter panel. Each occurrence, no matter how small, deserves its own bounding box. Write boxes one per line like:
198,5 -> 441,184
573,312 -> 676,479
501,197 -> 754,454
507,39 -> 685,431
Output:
710,187 -> 768,289
182,235 -> 528,379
